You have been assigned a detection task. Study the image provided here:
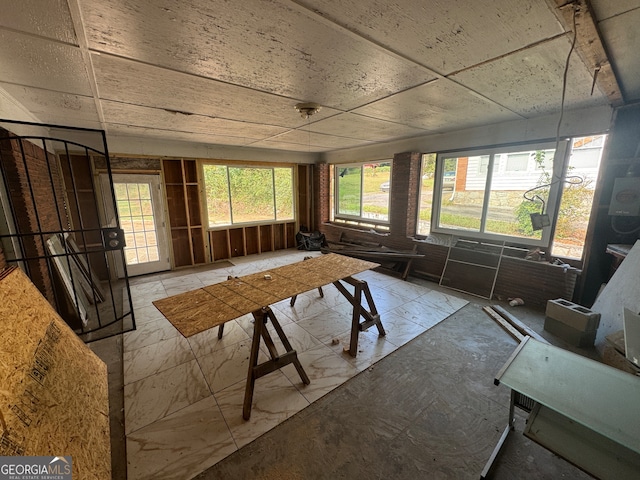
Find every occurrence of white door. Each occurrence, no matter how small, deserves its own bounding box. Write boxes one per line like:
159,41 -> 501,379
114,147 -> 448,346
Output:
104,174 -> 170,277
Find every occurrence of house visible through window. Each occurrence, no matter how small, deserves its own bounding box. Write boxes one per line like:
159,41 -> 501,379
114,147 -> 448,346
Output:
551,134 -> 606,259
417,135 -> 607,259
203,164 -> 294,227
419,141 -> 567,246
334,161 -> 392,228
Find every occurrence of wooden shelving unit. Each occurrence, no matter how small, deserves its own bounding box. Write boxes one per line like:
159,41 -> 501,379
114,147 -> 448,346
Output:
162,159 -> 207,268
208,222 -> 297,261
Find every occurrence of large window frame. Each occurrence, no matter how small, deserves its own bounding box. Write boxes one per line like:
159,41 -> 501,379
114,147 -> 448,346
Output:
426,140 -> 569,247
332,161 -> 392,230
202,162 -> 296,229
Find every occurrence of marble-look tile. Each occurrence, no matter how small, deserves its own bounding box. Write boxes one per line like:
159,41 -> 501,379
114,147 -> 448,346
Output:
388,298 -> 451,330
124,360 -> 211,434
188,320 -> 249,358
326,328 -> 399,372
266,321 -> 323,354
196,269 -> 233,286
382,279 -> 432,301
368,286 -> 413,314
281,343 -> 360,403
126,396 -> 236,480
233,313 -> 258,337
296,307 -> 353,344
374,310 -> 429,348
414,290 -> 469,315
133,304 -> 166,326
130,280 -> 166,297
124,335 -> 195,385
161,274 -> 204,290
353,270 -> 402,289
197,340 -> 266,394
276,292 -> 341,323
123,317 -> 180,352
216,370 -> 309,448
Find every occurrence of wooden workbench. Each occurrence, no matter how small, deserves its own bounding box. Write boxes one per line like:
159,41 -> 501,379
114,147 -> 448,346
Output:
153,253 -> 386,419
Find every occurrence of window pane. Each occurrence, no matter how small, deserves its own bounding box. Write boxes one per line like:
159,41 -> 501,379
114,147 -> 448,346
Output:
362,162 -> 391,222
274,168 -> 294,221
485,149 -> 554,241
229,167 -> 275,223
337,166 -> 362,216
203,165 -> 231,226
552,135 -> 606,259
417,153 -> 436,236
438,156 -> 485,232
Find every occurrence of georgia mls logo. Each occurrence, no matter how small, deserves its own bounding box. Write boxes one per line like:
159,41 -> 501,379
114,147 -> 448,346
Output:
0,456 -> 72,479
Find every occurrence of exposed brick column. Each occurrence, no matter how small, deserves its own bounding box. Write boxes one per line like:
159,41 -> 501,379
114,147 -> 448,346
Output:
0,128 -> 69,303
313,163 -> 331,228
389,151 -> 422,239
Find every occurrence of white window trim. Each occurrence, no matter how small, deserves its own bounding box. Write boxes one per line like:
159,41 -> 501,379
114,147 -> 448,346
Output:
430,140 -> 569,248
202,163 -> 296,229
333,162 -> 392,227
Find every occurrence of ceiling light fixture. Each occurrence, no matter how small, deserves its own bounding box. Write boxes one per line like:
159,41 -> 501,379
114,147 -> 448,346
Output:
294,102 -> 321,119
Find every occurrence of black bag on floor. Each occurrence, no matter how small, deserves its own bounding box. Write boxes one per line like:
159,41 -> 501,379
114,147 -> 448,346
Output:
296,231 -> 325,251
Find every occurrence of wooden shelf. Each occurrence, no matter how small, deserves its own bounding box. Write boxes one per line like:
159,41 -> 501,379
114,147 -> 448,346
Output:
162,159 -> 208,268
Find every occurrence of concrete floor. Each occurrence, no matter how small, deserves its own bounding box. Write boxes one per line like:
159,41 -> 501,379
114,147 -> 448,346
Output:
91,256 -> 596,480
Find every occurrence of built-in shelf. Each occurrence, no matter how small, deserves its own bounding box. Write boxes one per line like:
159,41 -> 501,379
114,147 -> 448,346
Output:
162,159 -> 207,268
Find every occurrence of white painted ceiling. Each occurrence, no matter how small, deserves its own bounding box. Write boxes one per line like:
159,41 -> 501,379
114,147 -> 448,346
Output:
0,0 -> 638,153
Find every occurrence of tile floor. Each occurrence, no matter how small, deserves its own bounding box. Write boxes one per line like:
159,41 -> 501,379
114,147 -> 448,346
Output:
123,250 -> 468,480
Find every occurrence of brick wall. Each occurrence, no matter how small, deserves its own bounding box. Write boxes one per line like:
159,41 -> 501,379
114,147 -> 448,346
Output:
0,127 -> 69,302
316,150 -> 578,309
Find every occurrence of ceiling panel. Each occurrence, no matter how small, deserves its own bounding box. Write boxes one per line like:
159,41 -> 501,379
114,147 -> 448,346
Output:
80,0 -> 436,110
0,83 -> 100,126
354,79 -> 520,131
308,113 -> 428,141
0,30 -> 92,95
596,8 -> 640,102
590,1 -> 639,19
451,36 -> 610,116
106,124 -> 256,147
92,54 -> 340,128
101,101 -> 290,140
292,0 -> 564,75
0,0 -> 77,44
0,1 -> 635,154
254,129 -> 375,151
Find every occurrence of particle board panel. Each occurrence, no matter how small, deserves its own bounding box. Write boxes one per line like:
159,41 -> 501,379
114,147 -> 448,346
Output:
153,254 -> 379,337
0,266 -> 110,479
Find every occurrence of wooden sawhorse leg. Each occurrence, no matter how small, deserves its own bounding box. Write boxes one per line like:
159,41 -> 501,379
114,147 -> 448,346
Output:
243,306 -> 310,420
290,256 -> 324,306
332,276 -> 385,357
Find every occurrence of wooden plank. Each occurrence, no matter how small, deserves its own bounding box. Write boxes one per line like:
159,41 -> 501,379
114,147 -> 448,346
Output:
483,306 -> 523,342
0,267 -> 110,479
492,305 -> 548,344
154,253 -> 378,337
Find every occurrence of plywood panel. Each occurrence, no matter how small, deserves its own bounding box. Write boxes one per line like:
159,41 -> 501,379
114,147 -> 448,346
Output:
154,254 -> 378,337
0,267 -> 110,479
593,240 -> 640,354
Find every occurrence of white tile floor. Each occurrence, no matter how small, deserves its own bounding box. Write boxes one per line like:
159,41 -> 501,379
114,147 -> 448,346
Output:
123,250 -> 468,480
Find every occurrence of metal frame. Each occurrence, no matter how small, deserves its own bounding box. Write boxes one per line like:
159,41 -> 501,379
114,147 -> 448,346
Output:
0,120 -> 135,342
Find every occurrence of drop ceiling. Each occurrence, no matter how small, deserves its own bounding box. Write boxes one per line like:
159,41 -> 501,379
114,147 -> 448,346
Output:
0,0 -> 638,154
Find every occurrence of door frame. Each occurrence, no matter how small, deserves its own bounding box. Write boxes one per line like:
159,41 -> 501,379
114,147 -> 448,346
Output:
101,173 -> 171,277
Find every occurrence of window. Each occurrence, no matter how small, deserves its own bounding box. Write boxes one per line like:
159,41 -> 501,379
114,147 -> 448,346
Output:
421,141 -> 568,246
417,153 -> 436,236
551,134 -> 606,259
333,161 -> 391,227
203,164 -> 294,227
